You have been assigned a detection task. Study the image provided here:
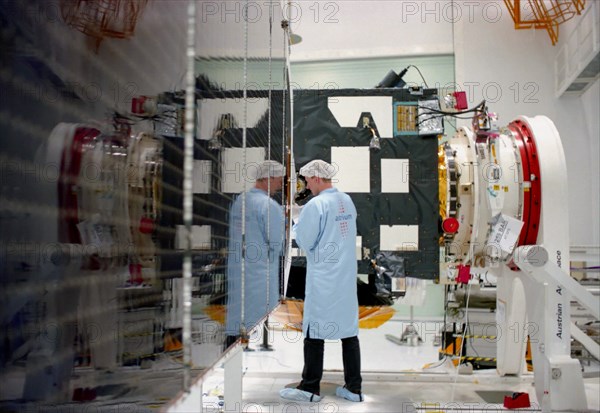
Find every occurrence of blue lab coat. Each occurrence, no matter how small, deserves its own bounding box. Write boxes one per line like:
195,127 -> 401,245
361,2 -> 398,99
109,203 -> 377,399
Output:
294,188 -> 359,340
225,188 -> 284,335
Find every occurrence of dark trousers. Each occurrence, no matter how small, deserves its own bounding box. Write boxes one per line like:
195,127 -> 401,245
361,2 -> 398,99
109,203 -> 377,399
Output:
299,334 -> 362,395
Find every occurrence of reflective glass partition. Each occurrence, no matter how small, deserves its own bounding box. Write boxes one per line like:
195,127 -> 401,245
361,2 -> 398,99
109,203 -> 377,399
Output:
190,0 -> 287,364
0,0 -> 286,410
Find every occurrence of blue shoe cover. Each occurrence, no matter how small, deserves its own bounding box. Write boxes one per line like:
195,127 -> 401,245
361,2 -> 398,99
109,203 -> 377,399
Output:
336,386 -> 364,402
279,388 -> 322,402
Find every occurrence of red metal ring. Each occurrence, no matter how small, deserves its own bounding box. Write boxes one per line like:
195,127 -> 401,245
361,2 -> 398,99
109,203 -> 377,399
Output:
58,127 -> 100,243
509,120 -> 541,247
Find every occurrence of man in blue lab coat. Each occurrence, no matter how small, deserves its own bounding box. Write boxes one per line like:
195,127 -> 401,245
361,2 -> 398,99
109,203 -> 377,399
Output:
225,160 -> 285,346
280,159 -> 364,403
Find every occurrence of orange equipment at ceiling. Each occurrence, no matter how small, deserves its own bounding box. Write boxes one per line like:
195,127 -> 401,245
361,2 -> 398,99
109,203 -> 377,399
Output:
60,0 -> 149,50
504,0 -> 586,45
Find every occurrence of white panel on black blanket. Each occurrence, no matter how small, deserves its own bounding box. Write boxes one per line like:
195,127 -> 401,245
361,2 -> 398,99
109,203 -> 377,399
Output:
327,96 -> 393,138
380,225 -> 419,251
330,146 -> 370,193
193,160 -> 212,194
221,147 -> 265,193
382,158 -> 410,193
197,98 -> 268,141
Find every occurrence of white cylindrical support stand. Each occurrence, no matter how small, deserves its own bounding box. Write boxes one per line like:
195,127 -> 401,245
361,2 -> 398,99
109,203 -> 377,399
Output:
400,306 -> 423,346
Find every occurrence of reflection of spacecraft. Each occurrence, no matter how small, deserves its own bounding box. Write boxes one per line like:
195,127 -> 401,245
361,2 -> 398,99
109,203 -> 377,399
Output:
209,113 -> 237,150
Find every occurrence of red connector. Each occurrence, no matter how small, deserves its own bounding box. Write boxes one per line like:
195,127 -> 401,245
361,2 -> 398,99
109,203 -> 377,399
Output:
453,91 -> 468,110
456,264 -> 471,284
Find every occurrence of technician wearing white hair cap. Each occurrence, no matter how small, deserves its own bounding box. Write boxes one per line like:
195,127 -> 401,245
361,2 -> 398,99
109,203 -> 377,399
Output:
280,159 -> 364,403
225,160 -> 285,346
250,159 -> 285,180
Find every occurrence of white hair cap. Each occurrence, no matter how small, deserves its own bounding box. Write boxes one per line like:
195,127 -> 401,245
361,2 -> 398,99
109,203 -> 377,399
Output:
251,160 -> 285,180
299,159 -> 336,179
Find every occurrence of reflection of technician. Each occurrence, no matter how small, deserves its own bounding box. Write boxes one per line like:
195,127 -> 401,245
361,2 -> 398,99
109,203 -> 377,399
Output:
280,159 -> 364,403
225,161 -> 285,346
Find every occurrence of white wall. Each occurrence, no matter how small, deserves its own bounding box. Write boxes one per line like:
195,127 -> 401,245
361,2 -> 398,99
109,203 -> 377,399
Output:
556,2 -> 600,247
286,0 -> 599,247
291,0 -> 454,60
195,1 -> 285,58
580,78 -> 600,246
453,0 -> 598,246
290,55 -> 454,90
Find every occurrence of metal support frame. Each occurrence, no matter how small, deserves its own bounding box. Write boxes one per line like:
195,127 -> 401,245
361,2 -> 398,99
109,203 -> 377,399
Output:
503,0 -> 586,45
511,245 -> 597,412
495,115 -> 595,412
386,306 -> 423,346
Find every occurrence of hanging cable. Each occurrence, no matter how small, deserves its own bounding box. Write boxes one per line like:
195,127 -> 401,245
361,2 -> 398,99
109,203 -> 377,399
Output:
418,100 -> 486,116
450,283 -> 472,403
415,100 -> 487,130
182,0 -> 196,392
266,0 -> 273,315
240,0 -> 249,341
281,3 -> 289,301
408,64 -> 430,88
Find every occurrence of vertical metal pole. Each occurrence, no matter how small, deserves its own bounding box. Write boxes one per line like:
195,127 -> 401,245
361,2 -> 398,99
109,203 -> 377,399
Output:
266,0 -> 273,323
260,317 -> 274,351
281,4 -> 290,299
240,0 -> 249,340
182,0 -> 196,392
